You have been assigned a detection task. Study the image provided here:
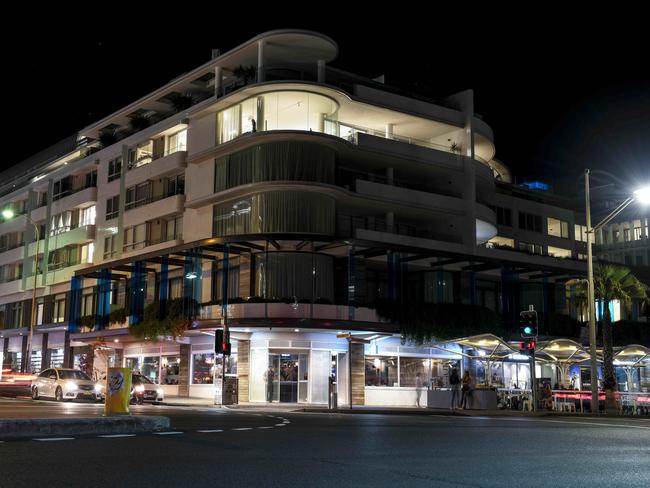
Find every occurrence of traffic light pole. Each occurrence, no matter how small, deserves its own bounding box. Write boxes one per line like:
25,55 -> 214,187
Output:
529,348 -> 536,412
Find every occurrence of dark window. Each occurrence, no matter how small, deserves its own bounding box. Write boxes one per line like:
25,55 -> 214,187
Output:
519,212 -> 542,233
108,157 -> 122,182
106,196 -> 119,220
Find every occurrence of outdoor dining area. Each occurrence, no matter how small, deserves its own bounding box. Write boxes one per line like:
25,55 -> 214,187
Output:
426,334 -> 650,415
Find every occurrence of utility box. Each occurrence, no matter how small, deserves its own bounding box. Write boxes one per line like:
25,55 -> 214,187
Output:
223,376 -> 238,405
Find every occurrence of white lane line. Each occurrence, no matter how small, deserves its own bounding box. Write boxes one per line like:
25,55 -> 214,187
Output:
197,429 -> 224,433
232,427 -> 253,431
429,415 -> 650,430
153,431 -> 184,435
257,426 -> 274,429
275,423 -> 286,427
282,420 -> 290,424
33,437 -> 75,442
98,434 -> 136,438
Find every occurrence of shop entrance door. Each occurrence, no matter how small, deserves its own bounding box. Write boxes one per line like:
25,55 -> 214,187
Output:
267,353 -> 308,403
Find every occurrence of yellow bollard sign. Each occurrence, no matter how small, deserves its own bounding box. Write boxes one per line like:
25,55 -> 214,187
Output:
104,367 -> 132,416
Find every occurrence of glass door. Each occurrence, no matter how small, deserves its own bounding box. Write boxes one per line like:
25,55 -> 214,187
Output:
267,352 -> 309,403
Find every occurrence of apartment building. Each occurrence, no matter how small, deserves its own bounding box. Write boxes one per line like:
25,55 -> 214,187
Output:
1,30 -> 593,406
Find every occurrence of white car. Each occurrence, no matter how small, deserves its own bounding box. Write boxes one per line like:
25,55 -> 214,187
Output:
31,368 -> 102,401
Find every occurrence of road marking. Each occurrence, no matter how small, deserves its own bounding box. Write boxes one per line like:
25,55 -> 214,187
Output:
275,423 -> 286,427
197,429 -> 224,433
232,427 -> 253,431
282,420 -> 290,423
153,431 -> 184,435
33,437 -> 75,442
98,434 -> 136,438
257,426 -> 274,429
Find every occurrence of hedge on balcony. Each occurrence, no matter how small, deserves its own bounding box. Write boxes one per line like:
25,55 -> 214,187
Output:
375,300 -> 505,343
129,298 -> 198,341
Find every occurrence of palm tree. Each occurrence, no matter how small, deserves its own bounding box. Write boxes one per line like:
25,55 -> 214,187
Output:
590,264 -> 648,409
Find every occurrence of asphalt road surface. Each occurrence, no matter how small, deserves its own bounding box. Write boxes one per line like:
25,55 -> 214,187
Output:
1,398 -> 649,487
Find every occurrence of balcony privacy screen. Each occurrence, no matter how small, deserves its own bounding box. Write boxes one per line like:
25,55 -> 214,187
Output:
254,252 -> 334,302
214,141 -> 336,192
213,191 -> 335,236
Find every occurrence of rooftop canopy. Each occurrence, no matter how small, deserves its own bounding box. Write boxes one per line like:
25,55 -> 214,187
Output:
536,339 -> 595,364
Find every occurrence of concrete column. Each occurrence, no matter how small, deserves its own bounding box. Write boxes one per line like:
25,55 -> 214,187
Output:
214,65 -> 223,97
42,333 -> 50,370
257,40 -> 265,82
351,343 -> 365,406
237,339 -> 250,403
317,59 -> 326,83
20,335 -> 28,372
385,123 -> 394,140
63,331 -> 72,368
178,343 -> 191,397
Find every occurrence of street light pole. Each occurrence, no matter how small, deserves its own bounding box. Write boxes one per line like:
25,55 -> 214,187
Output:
584,169 -> 600,412
583,170 -> 650,413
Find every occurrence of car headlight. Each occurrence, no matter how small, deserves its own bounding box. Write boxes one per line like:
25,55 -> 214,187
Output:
157,389 -> 163,395
135,385 -> 145,393
66,381 -> 78,390
94,383 -> 103,392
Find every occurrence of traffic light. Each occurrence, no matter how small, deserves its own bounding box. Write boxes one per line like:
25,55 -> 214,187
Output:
214,329 -> 231,356
519,310 -> 538,339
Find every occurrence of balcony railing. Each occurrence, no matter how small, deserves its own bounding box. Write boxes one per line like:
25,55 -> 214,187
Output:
337,214 -> 435,240
123,231 -> 181,253
52,181 -> 96,202
125,188 -> 184,212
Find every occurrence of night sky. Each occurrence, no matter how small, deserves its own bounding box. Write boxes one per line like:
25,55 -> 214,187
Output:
4,11 -> 649,198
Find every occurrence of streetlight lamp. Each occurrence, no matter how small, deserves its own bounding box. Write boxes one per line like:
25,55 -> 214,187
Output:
584,169 -> 650,412
1,208 -> 40,373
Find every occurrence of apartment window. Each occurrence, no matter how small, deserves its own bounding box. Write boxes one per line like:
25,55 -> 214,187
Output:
53,294 -> 66,323
167,129 -> 187,154
518,212 -> 542,233
79,206 -> 96,226
125,182 -> 151,210
108,157 -> 122,182
52,176 -> 73,201
165,174 -> 185,197
128,141 -> 153,170
574,224 -> 588,242
547,246 -> 572,258
37,192 -> 48,208
169,277 -> 183,299
35,300 -> 44,326
85,170 -> 97,188
489,206 -> 512,226
80,242 -> 94,264
547,218 -> 569,238
104,235 -> 116,259
10,302 -> 24,328
123,223 -> 149,252
50,210 -> 74,236
0,234 -> 6,252
106,196 -> 119,220
518,241 -> 543,255
165,216 -> 183,241
81,293 -> 94,317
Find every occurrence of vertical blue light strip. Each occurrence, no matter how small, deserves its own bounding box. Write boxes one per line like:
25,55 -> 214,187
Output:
129,261 -> 145,326
68,275 -> 82,332
159,256 -> 168,318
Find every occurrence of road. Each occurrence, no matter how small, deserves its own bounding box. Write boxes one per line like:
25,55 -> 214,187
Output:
1,398 -> 649,487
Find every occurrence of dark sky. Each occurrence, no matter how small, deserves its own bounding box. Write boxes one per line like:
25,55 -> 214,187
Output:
4,9 -> 649,196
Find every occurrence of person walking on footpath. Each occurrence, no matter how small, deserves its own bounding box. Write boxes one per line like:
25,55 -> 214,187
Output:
415,372 -> 424,407
449,368 -> 461,409
264,366 -> 275,403
461,371 -> 472,409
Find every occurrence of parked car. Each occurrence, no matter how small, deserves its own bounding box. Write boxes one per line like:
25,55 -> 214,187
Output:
31,368 -> 102,401
131,374 -> 164,404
